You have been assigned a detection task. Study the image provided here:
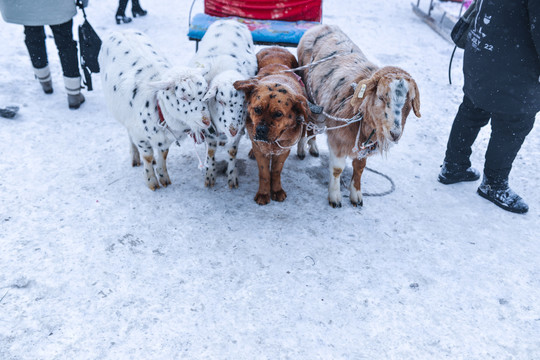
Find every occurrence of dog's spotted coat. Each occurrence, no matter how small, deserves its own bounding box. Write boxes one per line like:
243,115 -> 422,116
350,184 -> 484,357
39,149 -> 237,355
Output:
100,30 -> 210,190
189,20 -> 257,188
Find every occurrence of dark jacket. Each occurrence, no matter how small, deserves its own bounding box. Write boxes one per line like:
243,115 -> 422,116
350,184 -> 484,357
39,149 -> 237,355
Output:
463,0 -> 540,114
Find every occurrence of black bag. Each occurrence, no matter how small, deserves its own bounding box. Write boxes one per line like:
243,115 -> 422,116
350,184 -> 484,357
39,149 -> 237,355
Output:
77,2 -> 101,90
450,1 -> 478,49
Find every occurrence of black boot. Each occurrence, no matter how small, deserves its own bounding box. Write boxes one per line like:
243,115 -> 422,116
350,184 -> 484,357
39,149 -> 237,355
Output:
131,0 -> 147,17
116,0 -> 132,24
438,161 -> 480,184
477,178 -> 529,214
116,15 -> 132,24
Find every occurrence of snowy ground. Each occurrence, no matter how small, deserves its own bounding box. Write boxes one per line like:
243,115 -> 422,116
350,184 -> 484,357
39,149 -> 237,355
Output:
1,1 -> 539,359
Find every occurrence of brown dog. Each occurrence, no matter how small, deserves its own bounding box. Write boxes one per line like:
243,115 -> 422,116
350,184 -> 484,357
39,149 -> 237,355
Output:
234,47 -> 309,205
298,25 -> 421,207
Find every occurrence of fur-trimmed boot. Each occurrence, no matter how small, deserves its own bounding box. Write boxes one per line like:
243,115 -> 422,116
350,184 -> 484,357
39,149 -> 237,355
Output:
64,76 -> 85,109
33,66 -> 53,94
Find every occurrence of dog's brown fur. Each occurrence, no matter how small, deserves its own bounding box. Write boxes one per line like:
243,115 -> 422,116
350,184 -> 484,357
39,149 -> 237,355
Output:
234,47 -> 309,205
298,24 -> 421,207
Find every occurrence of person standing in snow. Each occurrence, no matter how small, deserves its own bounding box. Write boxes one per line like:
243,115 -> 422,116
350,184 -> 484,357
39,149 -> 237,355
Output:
439,0 -> 539,214
0,0 -> 87,109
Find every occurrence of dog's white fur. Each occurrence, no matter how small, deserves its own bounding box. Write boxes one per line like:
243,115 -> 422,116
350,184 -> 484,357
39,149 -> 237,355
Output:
99,30 -> 210,190
189,20 -> 257,188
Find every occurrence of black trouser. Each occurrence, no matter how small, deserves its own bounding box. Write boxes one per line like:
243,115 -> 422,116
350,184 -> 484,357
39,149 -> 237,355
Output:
444,94 -> 535,185
24,19 -> 80,78
116,0 -> 142,16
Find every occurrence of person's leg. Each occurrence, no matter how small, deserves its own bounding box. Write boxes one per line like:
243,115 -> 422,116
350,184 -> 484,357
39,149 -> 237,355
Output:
477,112 -> 536,213
444,94 -> 491,167
439,94 -> 490,184
116,0 -> 132,24
50,20 -> 84,109
24,25 -> 53,93
131,0 -> 147,17
483,112 -> 535,184
50,20 -> 79,78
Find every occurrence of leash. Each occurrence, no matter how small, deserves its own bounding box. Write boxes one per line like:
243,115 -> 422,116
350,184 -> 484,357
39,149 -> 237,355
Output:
362,167 -> 395,197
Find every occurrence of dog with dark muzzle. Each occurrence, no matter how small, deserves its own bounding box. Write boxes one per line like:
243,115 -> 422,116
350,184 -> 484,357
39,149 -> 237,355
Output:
234,47 -> 309,205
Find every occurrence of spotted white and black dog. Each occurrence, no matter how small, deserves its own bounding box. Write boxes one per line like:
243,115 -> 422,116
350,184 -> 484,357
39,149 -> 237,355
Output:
100,30 -> 211,190
189,20 -> 257,188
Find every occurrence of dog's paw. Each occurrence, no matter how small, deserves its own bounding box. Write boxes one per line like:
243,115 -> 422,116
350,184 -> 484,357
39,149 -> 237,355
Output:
205,176 -> 215,188
228,176 -> 239,189
309,148 -> 320,158
132,158 -> 142,167
272,189 -> 287,202
147,179 -> 160,191
328,191 -> 342,208
254,192 -> 271,205
271,189 -> 287,202
297,152 -> 306,160
350,198 -> 363,207
159,174 -> 172,188
349,185 -> 363,207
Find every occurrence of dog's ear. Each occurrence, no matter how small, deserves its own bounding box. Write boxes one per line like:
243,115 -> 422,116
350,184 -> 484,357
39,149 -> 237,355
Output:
233,78 -> 258,97
350,77 -> 377,109
292,95 -> 309,125
148,79 -> 176,91
202,84 -> 218,102
408,78 -> 421,118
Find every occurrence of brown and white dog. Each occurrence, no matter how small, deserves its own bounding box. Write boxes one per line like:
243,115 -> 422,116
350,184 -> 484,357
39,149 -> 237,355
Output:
234,47 -> 309,205
298,25 -> 421,207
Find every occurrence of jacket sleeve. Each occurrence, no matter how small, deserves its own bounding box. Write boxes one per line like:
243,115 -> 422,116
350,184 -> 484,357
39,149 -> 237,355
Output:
528,0 -> 540,63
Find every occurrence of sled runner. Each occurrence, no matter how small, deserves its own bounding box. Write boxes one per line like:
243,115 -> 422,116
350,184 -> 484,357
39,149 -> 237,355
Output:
187,0 -> 323,49
411,0 -> 466,44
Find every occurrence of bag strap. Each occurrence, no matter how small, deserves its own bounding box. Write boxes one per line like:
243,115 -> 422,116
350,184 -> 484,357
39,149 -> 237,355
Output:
461,1 -> 478,24
76,0 -> 88,20
82,65 -> 93,91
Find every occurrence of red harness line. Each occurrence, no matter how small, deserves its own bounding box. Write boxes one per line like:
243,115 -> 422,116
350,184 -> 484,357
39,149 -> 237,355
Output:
157,101 -> 166,126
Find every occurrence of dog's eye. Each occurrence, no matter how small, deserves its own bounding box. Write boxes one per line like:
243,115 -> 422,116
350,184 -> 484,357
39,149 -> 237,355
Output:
254,106 -> 262,115
273,111 -> 283,118
378,96 -> 385,102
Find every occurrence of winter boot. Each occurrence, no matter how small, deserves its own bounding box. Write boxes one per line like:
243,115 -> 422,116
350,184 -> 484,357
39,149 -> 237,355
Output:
64,76 -> 85,110
132,0 -> 147,17
33,66 -> 53,94
438,161 -> 480,184
477,178 -> 529,214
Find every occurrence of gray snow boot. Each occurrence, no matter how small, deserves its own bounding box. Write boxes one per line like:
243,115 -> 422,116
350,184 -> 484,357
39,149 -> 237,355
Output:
34,66 -> 53,94
477,178 -> 529,214
64,76 -> 85,109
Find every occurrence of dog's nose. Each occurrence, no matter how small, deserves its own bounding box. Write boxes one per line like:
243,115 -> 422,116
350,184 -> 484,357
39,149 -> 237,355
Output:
390,130 -> 401,142
255,124 -> 269,141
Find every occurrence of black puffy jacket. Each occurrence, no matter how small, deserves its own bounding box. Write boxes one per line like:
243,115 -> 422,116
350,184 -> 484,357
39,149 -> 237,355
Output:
463,0 -> 540,114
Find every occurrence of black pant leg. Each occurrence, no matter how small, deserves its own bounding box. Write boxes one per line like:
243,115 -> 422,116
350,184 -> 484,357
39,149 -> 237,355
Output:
444,94 -> 491,168
23,25 -> 48,69
50,19 -> 80,78
117,0 -> 129,16
483,112 -> 536,183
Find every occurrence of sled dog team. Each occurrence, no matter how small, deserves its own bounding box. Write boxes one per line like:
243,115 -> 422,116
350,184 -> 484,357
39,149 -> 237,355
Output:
99,20 -> 421,207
